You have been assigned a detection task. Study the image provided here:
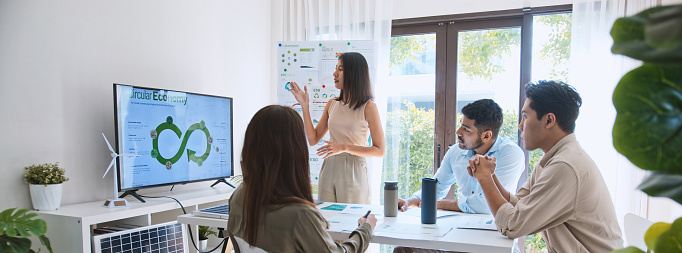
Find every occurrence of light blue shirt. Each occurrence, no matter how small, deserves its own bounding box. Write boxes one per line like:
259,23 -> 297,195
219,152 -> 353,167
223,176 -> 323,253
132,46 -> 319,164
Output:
413,136 -> 525,214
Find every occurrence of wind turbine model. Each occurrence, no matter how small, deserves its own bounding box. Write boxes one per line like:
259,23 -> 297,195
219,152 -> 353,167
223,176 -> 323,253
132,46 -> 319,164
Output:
102,133 -> 139,208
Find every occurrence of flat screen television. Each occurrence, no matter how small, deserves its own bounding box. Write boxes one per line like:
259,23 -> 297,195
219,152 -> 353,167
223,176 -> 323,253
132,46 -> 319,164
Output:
113,83 -> 234,202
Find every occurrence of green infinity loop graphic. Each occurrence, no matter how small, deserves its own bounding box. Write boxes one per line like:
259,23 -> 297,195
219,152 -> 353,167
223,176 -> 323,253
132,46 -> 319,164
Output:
151,119 -> 211,167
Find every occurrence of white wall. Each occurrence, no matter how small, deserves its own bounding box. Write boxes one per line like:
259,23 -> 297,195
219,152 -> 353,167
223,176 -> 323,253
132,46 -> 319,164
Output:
0,0 -> 272,211
392,0 -> 571,20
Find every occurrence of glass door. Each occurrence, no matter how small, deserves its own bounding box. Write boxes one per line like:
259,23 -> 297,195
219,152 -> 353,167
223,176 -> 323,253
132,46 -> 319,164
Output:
382,24 -> 446,201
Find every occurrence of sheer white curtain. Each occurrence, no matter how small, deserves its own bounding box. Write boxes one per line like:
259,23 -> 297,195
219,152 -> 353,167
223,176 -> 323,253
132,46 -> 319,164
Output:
279,0 -> 393,205
569,0 -> 659,237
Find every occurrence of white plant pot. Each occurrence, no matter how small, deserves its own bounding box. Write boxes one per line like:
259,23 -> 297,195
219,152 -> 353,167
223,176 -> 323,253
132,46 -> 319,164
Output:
29,183 -> 63,211
199,239 -> 208,251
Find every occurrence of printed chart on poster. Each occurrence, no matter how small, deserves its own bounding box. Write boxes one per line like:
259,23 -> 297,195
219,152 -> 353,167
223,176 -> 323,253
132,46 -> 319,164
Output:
276,40 -> 375,186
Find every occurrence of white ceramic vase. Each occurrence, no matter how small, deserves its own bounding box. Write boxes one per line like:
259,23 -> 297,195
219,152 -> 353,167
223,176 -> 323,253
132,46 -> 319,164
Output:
199,239 -> 208,251
29,183 -> 63,211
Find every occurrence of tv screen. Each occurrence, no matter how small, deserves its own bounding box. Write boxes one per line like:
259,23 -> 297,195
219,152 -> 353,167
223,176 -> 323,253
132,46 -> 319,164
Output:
113,83 -> 233,192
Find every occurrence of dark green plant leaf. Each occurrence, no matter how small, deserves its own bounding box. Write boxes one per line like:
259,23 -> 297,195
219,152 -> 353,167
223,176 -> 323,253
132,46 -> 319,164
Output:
611,5 -> 682,63
0,208 -> 48,253
612,64 -> 682,173
39,234 -> 53,253
645,5 -> 682,50
612,246 -> 646,253
0,234 -> 31,253
637,172 -> 682,205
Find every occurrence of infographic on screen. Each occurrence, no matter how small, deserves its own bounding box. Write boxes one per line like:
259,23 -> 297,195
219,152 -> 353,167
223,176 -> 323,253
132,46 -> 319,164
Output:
116,85 -> 232,189
276,41 -> 375,185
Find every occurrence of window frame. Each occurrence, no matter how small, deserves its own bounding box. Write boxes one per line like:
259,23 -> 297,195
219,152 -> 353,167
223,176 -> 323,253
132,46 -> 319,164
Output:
391,4 -> 572,179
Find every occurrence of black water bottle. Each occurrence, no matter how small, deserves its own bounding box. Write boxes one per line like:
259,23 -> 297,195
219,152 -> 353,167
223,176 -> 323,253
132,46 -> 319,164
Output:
421,177 -> 438,224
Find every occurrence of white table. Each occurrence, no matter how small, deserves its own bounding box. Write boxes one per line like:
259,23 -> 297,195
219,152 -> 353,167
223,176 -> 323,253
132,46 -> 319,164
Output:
178,202 -> 514,253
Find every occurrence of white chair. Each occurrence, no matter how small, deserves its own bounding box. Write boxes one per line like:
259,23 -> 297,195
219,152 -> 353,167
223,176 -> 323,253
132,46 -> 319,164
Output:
624,213 -> 654,250
232,236 -> 269,253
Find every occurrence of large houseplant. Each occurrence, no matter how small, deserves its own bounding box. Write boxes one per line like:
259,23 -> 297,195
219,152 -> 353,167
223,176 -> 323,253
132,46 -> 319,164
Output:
0,208 -> 53,253
610,4 -> 682,253
24,163 -> 69,211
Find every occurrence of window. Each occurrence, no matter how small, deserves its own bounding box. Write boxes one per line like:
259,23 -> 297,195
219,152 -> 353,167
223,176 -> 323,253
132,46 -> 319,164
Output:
383,6 -> 571,253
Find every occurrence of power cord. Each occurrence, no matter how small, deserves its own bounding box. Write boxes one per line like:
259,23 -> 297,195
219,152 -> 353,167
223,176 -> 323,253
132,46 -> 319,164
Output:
140,195 -> 228,253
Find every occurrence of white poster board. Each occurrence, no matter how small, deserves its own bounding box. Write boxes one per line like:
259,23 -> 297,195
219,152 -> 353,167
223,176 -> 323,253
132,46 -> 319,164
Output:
276,40 -> 376,186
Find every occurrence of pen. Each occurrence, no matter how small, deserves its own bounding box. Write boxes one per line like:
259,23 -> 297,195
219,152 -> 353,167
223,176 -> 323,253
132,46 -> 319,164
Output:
363,210 -> 371,218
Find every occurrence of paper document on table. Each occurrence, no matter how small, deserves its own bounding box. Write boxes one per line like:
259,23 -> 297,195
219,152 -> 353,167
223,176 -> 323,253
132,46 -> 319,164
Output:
327,213 -> 362,232
340,206 -> 384,217
457,217 -> 497,231
374,223 -> 453,237
401,208 -> 460,218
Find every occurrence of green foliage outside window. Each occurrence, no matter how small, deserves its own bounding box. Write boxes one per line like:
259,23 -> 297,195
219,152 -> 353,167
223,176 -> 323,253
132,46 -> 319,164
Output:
536,13 -> 572,82
382,101 -> 436,199
458,29 -> 521,81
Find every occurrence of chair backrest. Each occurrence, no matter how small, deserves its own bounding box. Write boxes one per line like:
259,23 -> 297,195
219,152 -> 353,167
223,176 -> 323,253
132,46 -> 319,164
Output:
233,236 -> 269,253
624,213 -> 654,250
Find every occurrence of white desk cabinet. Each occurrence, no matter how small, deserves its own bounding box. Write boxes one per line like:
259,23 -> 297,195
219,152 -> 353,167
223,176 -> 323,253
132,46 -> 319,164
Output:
35,186 -> 234,253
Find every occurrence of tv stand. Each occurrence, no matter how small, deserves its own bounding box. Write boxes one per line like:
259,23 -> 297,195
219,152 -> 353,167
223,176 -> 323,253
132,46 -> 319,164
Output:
119,190 -> 146,203
210,178 -> 236,188
35,186 -> 235,253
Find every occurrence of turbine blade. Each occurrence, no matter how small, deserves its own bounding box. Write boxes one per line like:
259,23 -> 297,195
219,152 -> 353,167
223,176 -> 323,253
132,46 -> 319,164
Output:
103,158 -> 116,178
102,133 -> 115,153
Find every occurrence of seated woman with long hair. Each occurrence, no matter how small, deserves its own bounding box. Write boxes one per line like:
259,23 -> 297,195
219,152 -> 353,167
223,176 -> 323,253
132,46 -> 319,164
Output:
228,105 -> 377,253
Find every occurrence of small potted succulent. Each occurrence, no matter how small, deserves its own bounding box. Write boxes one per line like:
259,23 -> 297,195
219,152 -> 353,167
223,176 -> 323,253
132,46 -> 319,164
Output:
198,225 -> 218,251
24,162 -> 69,211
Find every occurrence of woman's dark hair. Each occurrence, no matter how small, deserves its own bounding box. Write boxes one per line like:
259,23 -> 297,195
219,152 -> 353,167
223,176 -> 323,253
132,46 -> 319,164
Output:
336,52 -> 373,110
461,99 -> 504,138
524,80 -> 582,133
240,105 -> 314,245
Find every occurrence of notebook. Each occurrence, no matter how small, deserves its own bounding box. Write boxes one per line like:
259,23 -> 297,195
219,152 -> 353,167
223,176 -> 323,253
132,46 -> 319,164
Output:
192,204 -> 230,219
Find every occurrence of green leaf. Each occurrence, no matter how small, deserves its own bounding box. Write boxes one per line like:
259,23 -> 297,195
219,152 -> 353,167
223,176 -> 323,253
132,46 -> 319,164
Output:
39,234 -> 53,253
645,5 -> 682,50
611,246 -> 646,253
611,5 -> 682,63
645,222 -> 671,250
612,64 -> 682,173
671,217 -> 682,251
0,208 -> 48,253
653,228 -> 682,252
0,234 -> 31,253
637,172 -> 682,205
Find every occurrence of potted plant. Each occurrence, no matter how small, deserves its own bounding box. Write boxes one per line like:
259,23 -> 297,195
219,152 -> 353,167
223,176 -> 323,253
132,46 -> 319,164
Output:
610,4 -> 682,253
0,208 -> 53,253
198,225 -> 218,251
24,163 -> 69,211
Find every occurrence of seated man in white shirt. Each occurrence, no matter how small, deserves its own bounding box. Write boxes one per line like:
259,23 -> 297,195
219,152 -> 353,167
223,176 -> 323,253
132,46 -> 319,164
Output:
394,99 -> 525,253
397,99 -> 525,214
469,81 -> 623,252
398,99 -> 524,214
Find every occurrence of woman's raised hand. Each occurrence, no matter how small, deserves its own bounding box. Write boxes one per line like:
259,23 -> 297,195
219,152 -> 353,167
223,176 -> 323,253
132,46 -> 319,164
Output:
290,82 -> 309,106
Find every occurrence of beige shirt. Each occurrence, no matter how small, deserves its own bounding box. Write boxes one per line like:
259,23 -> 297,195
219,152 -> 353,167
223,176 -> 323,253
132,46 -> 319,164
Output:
227,185 -> 373,253
495,133 -> 623,252
327,99 -> 370,146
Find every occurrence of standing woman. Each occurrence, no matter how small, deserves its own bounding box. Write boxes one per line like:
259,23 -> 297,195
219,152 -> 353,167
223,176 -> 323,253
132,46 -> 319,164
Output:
228,105 -> 376,252
290,52 -> 385,204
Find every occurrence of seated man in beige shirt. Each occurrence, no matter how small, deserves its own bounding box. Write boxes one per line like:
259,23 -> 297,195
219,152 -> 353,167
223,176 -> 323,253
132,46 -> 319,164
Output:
469,80 -> 623,252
